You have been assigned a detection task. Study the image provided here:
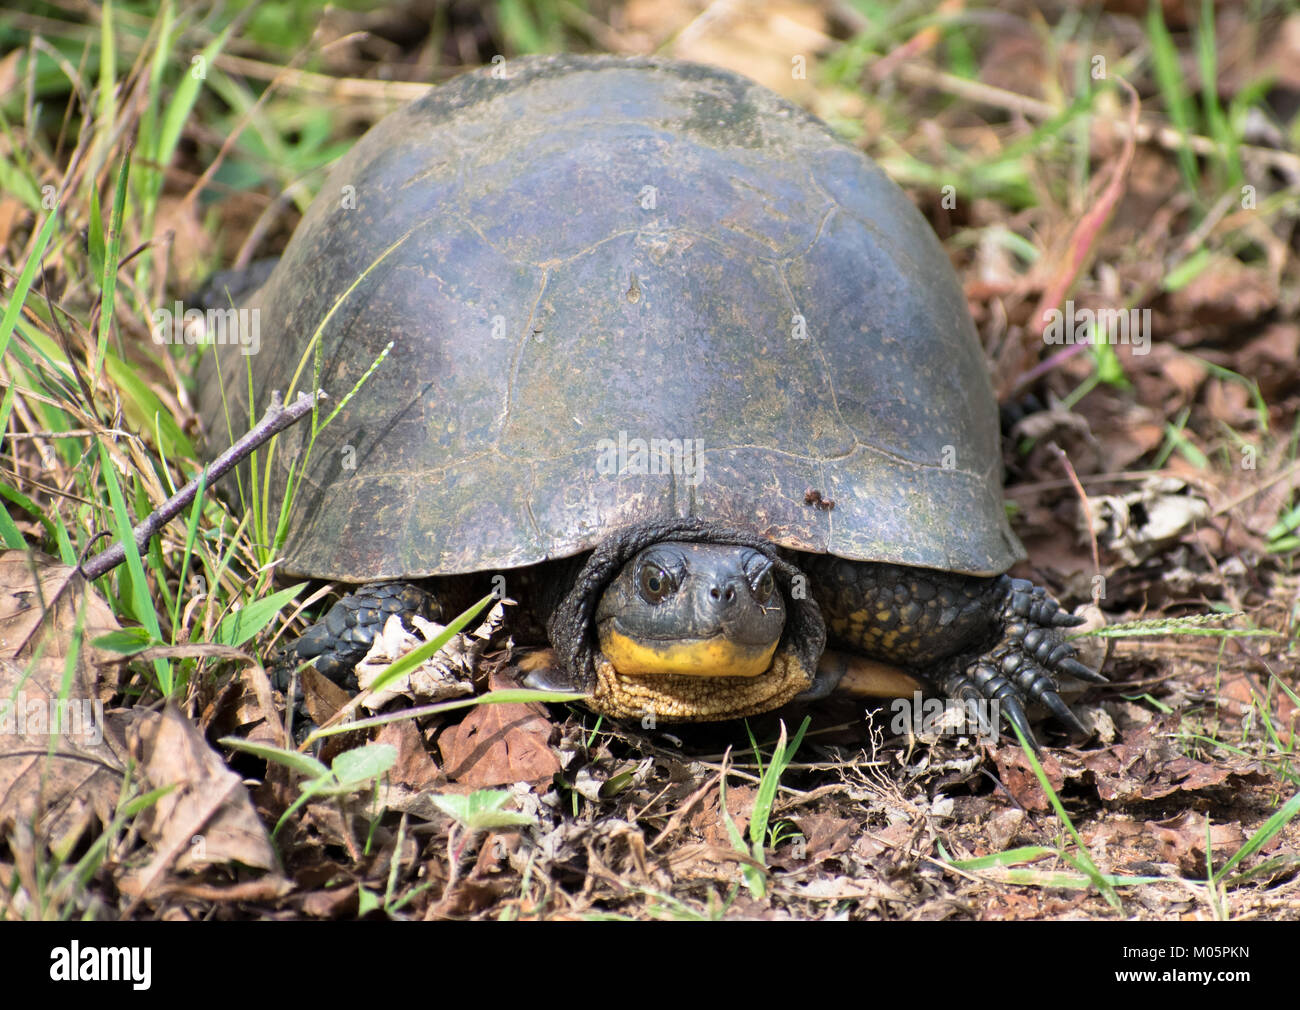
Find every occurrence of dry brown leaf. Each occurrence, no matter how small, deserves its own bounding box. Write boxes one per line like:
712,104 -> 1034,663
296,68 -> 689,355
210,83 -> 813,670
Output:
1159,352 -> 1209,404
126,704 -> 278,883
979,27 -> 1048,100
1203,377 -> 1253,428
0,197 -> 24,252
1081,726 -> 1258,803
855,818 -> 915,862
199,674 -> 253,738
0,657 -> 129,853
789,811 -> 855,864
991,745 -> 1065,812
624,0 -> 830,103
301,665 -> 352,728
376,719 -> 443,790
0,48 -> 21,97
301,885 -> 358,918
1167,253 -> 1277,325
689,780 -> 756,848
1148,810 -> 1247,875
981,890 -> 1047,920
0,549 -> 123,698
155,195 -> 214,292
0,552 -> 131,850
438,673 -> 560,787
1239,322 -> 1300,403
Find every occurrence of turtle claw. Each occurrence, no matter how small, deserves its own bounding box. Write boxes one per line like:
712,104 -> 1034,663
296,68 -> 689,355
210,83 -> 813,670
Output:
1040,686 -> 1089,736
980,577 -> 1104,743
521,669 -> 579,694
1006,578 -> 1085,629
519,649 -> 589,695
934,659 -> 1040,748
1060,656 -> 1108,683
931,578 -> 1104,748
999,693 -> 1038,750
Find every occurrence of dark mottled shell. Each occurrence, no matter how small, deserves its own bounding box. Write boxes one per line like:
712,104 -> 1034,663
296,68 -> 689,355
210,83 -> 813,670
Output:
198,55 -> 1024,580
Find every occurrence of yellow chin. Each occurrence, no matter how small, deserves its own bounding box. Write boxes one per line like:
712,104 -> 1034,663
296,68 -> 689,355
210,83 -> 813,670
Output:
599,626 -> 779,678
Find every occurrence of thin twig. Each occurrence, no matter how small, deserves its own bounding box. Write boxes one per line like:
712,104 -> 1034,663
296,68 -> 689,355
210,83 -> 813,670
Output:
1048,443 -> 1102,607
893,62 -> 1300,180
1212,458 -> 1300,517
1011,77 -> 1142,397
79,389 -> 325,581
4,428 -> 128,440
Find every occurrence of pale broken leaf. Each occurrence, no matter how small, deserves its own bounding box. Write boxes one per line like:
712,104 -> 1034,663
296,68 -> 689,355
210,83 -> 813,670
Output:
354,613 -> 481,710
1086,477 -> 1210,566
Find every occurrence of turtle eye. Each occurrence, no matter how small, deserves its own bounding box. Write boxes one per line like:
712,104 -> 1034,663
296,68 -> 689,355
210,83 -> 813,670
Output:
754,568 -> 776,601
638,563 -> 674,604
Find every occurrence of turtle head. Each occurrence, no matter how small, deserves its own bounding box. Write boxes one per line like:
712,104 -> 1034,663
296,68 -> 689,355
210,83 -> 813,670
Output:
539,519 -> 825,721
594,542 -> 786,678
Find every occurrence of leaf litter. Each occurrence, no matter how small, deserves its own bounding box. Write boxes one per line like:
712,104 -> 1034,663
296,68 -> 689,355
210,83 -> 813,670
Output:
3,1 -> 1299,922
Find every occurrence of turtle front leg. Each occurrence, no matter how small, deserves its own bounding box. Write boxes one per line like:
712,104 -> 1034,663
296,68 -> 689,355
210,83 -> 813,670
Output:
285,581 -> 439,690
805,558 -> 1104,747
933,577 -> 1106,748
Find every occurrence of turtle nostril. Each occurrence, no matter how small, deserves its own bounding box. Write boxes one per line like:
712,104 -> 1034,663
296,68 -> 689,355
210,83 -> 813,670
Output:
709,584 -> 738,605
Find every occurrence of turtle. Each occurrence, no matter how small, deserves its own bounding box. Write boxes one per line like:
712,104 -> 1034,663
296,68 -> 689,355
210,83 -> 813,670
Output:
197,54 -> 1105,746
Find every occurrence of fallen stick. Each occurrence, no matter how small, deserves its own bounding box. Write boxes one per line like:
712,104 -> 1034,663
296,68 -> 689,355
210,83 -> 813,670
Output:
79,389 -> 325,581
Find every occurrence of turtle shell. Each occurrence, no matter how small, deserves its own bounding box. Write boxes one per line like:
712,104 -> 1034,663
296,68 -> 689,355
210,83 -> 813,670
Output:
198,54 -> 1024,581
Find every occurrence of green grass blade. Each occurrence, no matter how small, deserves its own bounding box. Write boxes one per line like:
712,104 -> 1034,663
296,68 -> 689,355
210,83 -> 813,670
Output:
0,203 -> 62,364
152,24 -> 234,205
306,688 -> 590,740
94,150 -> 131,377
169,471 -> 206,634
749,717 -> 809,859
1010,721 -> 1121,910
1147,0 -> 1200,195
1195,0 -> 1240,185
0,486 -> 27,549
948,845 -> 1058,870
1212,790 -> 1300,884
364,593 -> 494,697
219,737 -> 330,778
215,582 -> 305,648
96,440 -> 170,693
717,759 -> 765,900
